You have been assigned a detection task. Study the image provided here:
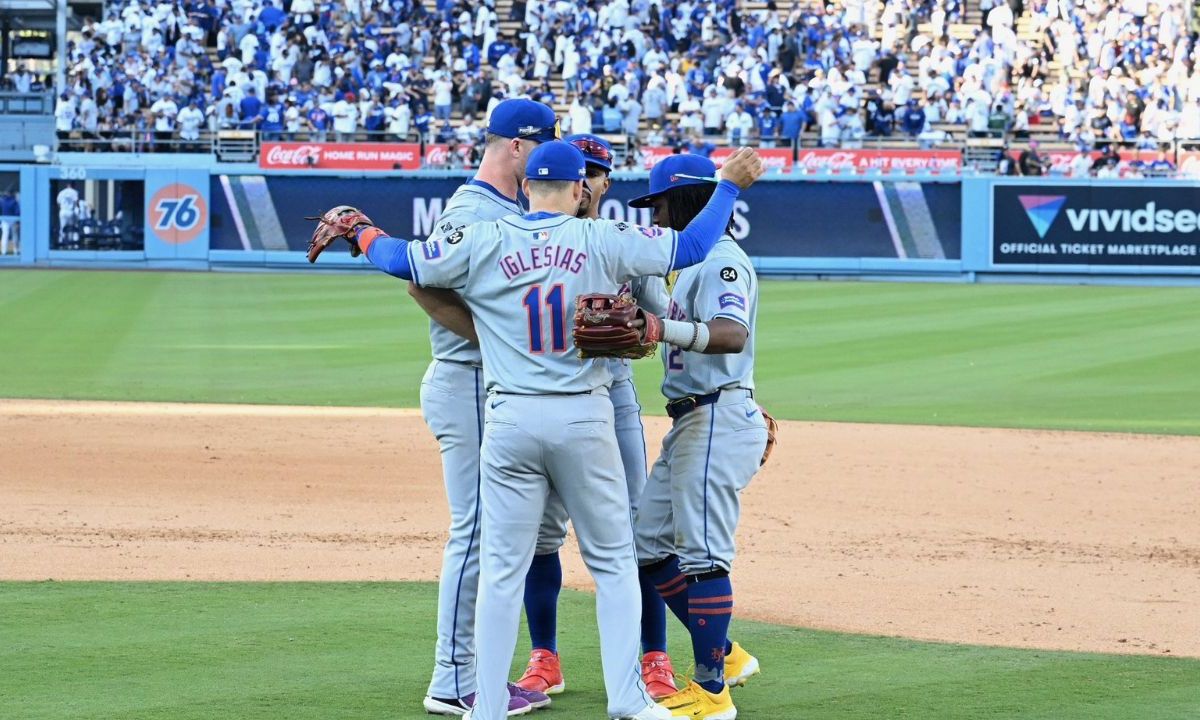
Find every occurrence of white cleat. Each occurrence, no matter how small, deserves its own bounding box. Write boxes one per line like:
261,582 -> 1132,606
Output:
613,703 -> 673,719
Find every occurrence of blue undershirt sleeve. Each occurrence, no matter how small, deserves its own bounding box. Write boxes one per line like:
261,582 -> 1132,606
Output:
670,179 -> 741,270
360,228 -> 414,281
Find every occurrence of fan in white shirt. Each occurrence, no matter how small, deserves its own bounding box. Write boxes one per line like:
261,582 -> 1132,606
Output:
55,95 -> 77,132
177,102 -> 205,141
150,97 -> 179,132
386,101 -> 412,139
332,94 -> 360,138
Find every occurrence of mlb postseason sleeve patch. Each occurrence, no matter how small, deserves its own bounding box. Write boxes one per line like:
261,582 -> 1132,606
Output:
718,292 -> 746,310
421,239 -> 443,260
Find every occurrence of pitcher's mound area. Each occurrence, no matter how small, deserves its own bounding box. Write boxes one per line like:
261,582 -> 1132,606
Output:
2,399 -> 1197,658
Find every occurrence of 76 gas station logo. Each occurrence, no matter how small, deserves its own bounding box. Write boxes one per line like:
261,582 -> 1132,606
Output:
148,183 -> 208,244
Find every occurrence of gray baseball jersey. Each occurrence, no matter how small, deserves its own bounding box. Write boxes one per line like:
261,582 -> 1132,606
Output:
635,234 -> 767,606
537,274 -> 671,557
660,237 -> 758,399
427,180 -> 524,365
423,179 -> 522,704
409,210 -> 681,720
410,213 -> 679,394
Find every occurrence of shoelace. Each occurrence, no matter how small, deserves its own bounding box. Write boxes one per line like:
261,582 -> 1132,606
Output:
662,681 -> 703,706
675,661 -> 697,688
642,658 -> 675,685
525,654 -> 557,677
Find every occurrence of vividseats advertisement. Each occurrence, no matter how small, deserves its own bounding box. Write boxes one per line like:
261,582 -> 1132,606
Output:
992,185 -> 1200,267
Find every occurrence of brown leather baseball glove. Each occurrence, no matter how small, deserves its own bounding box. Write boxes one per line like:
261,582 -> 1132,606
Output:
306,205 -> 375,263
760,405 -> 779,466
574,293 -> 663,359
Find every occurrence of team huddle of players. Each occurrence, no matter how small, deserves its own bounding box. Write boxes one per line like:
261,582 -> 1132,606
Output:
308,98 -> 773,720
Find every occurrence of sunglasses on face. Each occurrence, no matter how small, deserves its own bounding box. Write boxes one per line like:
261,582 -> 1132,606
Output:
569,137 -> 612,163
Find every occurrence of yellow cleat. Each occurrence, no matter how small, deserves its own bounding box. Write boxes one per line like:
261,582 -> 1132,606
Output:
658,681 -> 737,720
723,642 -> 760,687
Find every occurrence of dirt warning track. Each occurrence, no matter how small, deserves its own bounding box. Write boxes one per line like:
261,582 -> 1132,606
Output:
2,399 -> 1197,657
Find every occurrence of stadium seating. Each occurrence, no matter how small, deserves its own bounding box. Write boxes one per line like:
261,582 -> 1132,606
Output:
43,0 -> 1198,174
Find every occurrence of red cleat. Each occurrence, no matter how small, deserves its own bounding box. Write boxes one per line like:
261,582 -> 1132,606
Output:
641,651 -> 678,700
516,648 -> 565,695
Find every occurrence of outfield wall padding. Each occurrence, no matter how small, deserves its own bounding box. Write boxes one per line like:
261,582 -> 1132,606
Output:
7,160 -> 1200,279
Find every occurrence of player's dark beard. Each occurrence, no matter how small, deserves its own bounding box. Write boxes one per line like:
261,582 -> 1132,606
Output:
576,187 -> 592,218
665,184 -> 735,236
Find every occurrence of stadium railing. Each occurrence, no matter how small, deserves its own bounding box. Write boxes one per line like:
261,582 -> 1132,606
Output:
47,127 -> 1199,179
0,91 -> 53,115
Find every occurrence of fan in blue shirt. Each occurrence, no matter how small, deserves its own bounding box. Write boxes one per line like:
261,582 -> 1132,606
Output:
758,110 -> 779,146
239,88 -> 263,123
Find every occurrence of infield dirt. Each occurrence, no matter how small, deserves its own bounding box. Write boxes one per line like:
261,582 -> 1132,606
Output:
2,399 -> 1197,658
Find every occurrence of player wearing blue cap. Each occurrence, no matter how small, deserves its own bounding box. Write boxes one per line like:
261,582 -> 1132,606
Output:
306,142 -> 765,720
514,134 -> 679,700
628,154 -> 771,720
403,97 -> 559,716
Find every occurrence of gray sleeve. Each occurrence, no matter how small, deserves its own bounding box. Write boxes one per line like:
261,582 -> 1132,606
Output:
631,275 -> 671,316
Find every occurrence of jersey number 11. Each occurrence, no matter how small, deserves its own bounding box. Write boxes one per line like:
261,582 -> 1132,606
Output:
523,283 -> 567,353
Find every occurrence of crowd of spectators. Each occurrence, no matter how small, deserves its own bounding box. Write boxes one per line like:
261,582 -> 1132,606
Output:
23,0 -> 1200,168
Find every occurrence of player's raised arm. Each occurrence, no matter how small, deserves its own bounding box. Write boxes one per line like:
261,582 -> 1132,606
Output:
306,205 -> 416,279
306,206 -> 473,289
604,149 -> 763,282
672,148 -> 761,268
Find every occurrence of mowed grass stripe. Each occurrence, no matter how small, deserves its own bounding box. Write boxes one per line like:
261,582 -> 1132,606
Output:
1,582 -> 1196,720
1,270 -> 1197,433
746,282 -> 1200,432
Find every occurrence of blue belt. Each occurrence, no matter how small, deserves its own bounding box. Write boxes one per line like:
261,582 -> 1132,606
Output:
665,391 -> 723,419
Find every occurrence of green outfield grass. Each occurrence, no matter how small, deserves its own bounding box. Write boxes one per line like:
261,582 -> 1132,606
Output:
2,269 -> 1198,433
2,582 -> 1196,720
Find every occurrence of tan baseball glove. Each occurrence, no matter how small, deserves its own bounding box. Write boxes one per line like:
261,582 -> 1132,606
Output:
306,205 -> 375,263
760,405 -> 779,466
574,293 -> 663,359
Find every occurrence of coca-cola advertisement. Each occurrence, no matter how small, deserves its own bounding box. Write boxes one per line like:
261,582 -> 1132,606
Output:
637,147 -> 960,174
639,146 -> 793,173
259,142 -> 450,171
795,149 -> 961,173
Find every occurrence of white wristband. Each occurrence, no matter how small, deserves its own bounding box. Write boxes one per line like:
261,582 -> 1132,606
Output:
661,319 -> 710,353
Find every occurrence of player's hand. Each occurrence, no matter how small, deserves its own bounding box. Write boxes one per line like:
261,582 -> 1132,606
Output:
624,310 -> 663,345
306,205 -> 374,263
717,147 -> 764,189
575,294 -> 660,359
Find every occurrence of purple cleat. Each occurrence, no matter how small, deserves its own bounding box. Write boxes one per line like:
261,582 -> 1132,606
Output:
423,690 -> 532,716
509,682 -> 552,710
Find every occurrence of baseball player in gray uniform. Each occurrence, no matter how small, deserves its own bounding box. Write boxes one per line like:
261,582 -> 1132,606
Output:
405,99 -> 560,716
515,134 -> 678,701
628,154 -> 770,720
306,142 -> 764,720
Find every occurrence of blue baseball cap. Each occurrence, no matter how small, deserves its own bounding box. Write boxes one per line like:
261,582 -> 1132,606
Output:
526,140 -> 587,182
564,133 -> 613,172
487,98 -> 559,143
628,154 -> 719,208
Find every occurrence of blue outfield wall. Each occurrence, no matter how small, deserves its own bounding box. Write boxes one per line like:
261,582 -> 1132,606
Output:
5,159 -> 1200,279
